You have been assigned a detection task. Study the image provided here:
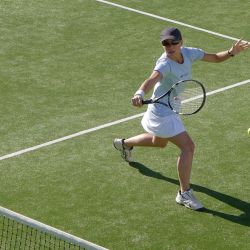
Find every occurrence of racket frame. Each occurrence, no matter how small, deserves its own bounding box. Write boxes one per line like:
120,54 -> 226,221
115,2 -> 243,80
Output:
142,79 -> 206,115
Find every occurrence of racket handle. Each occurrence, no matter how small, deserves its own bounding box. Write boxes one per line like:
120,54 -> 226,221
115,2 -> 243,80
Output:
142,99 -> 153,105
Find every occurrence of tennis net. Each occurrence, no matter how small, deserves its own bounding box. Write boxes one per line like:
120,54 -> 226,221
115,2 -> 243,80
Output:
0,206 -> 108,250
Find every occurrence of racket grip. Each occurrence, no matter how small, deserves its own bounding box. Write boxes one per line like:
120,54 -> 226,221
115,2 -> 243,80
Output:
142,99 -> 153,105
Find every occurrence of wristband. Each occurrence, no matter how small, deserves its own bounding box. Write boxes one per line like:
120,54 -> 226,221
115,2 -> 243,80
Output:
228,50 -> 235,57
134,89 -> 145,98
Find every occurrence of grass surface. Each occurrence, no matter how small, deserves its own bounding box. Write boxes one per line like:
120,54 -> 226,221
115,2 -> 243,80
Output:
0,0 -> 250,249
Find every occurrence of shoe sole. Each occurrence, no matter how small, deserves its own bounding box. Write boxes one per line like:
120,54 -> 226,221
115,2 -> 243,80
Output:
113,140 -> 133,162
113,141 -> 122,151
176,201 -> 204,211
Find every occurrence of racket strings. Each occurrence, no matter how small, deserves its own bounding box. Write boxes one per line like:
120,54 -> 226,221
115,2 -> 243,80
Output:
169,82 -> 205,114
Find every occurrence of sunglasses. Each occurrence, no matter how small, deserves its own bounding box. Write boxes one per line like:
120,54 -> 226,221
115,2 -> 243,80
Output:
162,40 -> 180,47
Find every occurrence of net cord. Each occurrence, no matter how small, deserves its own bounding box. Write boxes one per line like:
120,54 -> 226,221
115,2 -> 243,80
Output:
0,206 -> 109,250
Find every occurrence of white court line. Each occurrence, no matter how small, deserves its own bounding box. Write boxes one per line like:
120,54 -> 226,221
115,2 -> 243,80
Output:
182,79 -> 250,103
96,0 -> 239,41
0,79 -> 249,161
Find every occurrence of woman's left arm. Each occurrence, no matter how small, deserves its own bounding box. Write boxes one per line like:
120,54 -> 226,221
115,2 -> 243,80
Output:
202,39 -> 249,63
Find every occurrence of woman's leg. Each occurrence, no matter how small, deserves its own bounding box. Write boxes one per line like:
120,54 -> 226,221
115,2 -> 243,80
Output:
124,133 -> 168,148
168,131 -> 195,192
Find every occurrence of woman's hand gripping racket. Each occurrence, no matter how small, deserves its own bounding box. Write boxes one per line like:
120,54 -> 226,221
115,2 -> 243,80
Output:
142,79 -> 206,115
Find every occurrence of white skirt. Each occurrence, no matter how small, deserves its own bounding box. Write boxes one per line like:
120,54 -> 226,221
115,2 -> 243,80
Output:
141,109 -> 186,138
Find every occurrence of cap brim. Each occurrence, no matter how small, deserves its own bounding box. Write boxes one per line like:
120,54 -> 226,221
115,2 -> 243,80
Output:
160,35 -> 178,42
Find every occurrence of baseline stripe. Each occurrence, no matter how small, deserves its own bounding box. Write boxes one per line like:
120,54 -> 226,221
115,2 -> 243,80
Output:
0,80 -> 249,161
0,113 -> 144,161
206,79 -> 250,96
95,0 -> 239,41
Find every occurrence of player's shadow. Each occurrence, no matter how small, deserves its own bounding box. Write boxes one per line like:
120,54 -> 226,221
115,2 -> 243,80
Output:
129,161 -> 250,227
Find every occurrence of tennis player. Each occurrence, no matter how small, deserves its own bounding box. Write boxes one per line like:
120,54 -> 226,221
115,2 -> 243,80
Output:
114,27 -> 249,210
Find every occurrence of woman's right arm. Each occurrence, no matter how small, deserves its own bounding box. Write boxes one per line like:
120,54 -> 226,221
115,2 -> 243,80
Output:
131,70 -> 162,107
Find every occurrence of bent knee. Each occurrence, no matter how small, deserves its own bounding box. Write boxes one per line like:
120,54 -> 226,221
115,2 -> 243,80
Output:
184,140 -> 195,154
152,136 -> 168,148
158,142 -> 167,148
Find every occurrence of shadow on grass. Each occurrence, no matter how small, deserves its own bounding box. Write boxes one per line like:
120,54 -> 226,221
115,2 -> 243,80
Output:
129,161 -> 250,227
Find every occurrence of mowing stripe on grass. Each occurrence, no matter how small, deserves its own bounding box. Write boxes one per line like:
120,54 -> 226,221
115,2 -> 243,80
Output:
95,0 -> 239,41
0,79 -> 249,161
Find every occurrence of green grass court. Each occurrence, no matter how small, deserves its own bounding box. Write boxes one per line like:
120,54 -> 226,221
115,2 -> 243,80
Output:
0,0 -> 250,249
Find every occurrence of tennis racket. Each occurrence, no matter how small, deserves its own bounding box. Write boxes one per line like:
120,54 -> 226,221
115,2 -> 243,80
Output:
142,79 -> 206,115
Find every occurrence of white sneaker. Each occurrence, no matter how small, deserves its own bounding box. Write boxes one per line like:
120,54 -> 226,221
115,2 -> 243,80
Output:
113,138 -> 134,162
176,189 -> 204,211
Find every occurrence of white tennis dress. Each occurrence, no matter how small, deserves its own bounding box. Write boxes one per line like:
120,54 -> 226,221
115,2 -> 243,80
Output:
141,47 -> 205,138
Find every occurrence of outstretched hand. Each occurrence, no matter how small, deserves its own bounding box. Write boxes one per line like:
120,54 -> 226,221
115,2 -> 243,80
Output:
229,39 -> 249,56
